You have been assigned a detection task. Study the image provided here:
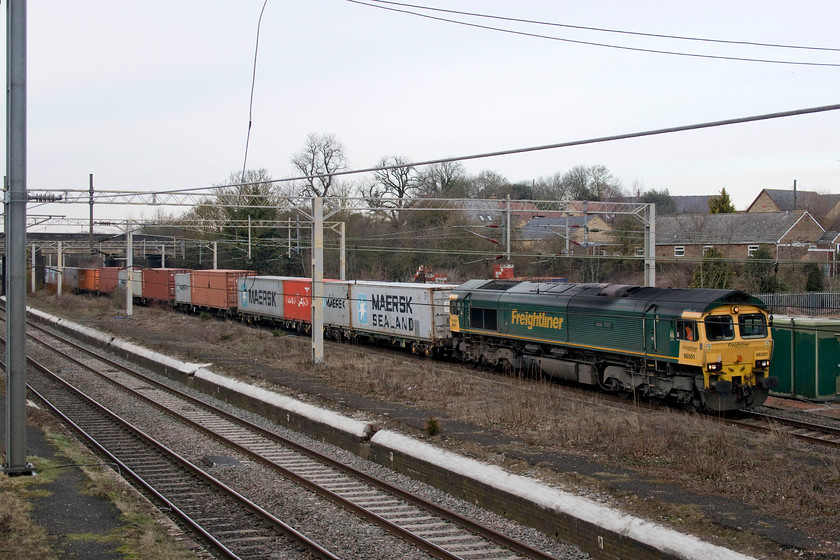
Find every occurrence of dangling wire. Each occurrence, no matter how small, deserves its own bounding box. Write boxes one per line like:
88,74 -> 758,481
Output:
242,0 -> 269,181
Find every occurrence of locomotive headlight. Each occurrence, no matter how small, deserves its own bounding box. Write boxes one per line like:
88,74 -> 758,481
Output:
731,305 -> 740,314
707,362 -> 722,372
755,359 -> 770,368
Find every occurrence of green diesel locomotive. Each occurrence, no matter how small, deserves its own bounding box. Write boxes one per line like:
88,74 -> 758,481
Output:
449,280 -> 778,412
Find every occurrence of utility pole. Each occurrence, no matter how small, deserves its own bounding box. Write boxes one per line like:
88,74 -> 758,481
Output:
89,173 -> 94,255
505,195 -> 511,261
311,197 -> 324,364
126,228 -> 133,316
4,0 -> 34,475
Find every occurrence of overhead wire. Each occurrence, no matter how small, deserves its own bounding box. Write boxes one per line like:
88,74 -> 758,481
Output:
346,0 -> 840,67
362,0 -> 840,53
98,102 -> 840,201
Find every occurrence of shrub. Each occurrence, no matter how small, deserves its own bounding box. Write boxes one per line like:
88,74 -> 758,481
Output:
424,416 -> 441,437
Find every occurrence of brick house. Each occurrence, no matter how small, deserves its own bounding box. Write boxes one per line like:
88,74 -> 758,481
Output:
520,215 -> 613,253
747,188 -> 840,224
655,211 -> 824,263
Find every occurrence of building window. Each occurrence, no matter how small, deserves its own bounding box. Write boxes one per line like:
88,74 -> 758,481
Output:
747,245 -> 759,257
674,246 -> 685,257
703,246 -> 714,255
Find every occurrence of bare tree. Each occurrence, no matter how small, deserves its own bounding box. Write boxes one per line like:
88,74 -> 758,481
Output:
562,165 -> 591,200
365,156 -> 418,222
291,133 -> 348,197
557,164 -> 623,201
416,161 -> 469,198
532,172 -> 568,200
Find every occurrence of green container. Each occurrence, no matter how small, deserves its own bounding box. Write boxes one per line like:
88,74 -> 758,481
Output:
770,315 -> 840,401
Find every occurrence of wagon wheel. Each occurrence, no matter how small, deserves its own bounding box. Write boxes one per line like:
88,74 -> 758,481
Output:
616,389 -> 634,400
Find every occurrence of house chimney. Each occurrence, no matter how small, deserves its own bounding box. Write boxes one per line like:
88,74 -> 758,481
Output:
793,179 -> 797,210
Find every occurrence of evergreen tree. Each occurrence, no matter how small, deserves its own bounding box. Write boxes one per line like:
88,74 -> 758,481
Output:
805,263 -> 825,292
708,187 -> 736,214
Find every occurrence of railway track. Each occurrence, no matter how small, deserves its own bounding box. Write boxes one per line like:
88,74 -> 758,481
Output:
15,316 -> 563,560
4,345 -> 338,559
722,410 -> 840,448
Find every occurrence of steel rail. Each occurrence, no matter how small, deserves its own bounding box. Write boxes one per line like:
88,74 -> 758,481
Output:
22,314 -> 559,560
0,339 -> 341,560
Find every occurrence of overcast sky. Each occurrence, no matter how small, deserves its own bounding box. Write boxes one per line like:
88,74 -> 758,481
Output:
6,0 -> 840,226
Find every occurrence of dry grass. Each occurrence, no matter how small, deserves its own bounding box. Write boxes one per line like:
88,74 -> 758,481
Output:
1,365 -> 207,560
26,290 -> 840,556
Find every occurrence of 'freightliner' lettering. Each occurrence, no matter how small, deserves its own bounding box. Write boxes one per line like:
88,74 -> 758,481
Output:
511,309 -> 563,331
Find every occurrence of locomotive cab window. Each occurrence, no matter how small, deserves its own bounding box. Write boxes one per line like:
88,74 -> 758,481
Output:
469,307 -> 498,331
738,313 -> 767,338
704,315 -> 735,341
676,319 -> 697,341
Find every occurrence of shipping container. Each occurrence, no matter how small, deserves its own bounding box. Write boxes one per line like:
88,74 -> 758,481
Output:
44,265 -> 59,287
174,272 -> 191,306
770,315 -> 840,401
282,278 -> 313,323
323,282 -> 350,328
190,269 -> 255,312
118,268 -> 142,298
99,267 -> 122,294
77,268 -> 100,292
237,276 -> 287,320
236,276 -> 348,331
62,267 -> 79,292
142,268 -> 190,303
347,281 -> 455,348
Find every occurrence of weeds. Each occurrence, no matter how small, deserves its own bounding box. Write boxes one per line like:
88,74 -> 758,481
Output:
424,417 -> 441,437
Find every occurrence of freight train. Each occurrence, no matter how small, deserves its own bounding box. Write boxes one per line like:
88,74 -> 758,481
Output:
48,266 -> 777,412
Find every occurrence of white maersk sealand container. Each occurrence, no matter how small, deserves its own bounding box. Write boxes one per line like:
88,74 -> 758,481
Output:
347,281 -> 456,353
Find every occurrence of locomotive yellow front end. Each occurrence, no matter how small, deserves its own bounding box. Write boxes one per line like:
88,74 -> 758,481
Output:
677,304 -> 777,412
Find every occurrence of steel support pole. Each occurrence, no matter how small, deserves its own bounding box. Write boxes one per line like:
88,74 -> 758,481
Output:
88,173 -> 94,255
339,222 -> 346,281
57,242 -> 63,297
505,195 -> 511,261
644,203 -> 656,287
311,197 -> 324,364
4,0 -> 33,475
126,229 -> 133,316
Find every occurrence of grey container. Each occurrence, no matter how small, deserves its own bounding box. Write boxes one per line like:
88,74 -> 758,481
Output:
175,272 -> 192,305
237,276 -> 286,319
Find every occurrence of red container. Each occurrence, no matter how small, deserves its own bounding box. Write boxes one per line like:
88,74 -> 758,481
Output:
78,268 -> 100,292
281,278 -> 313,323
190,269 -> 255,311
142,268 -> 190,303
99,267 -> 122,294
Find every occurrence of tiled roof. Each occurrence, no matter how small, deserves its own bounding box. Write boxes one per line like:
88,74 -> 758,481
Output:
669,195 -> 712,214
655,211 -> 821,245
521,216 -> 593,241
755,189 -> 840,212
